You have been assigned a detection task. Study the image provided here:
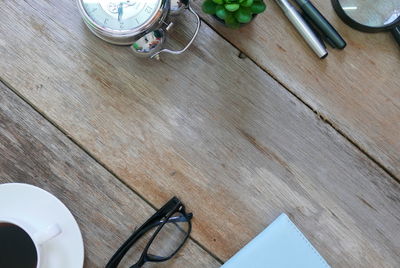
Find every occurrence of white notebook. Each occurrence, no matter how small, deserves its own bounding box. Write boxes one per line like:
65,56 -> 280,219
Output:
221,214 -> 330,268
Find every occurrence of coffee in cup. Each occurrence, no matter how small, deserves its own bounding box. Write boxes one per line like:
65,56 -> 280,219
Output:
0,222 -> 38,267
0,218 -> 61,268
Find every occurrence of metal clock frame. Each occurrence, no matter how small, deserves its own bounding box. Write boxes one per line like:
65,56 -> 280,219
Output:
77,0 -> 169,45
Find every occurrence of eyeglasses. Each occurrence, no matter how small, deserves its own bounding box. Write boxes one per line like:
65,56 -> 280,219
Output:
106,197 -> 193,268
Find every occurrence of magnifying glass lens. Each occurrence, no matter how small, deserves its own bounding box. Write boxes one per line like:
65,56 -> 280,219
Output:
338,0 -> 400,28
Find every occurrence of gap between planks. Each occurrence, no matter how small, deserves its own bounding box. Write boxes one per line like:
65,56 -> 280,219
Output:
21,0 -> 400,186
1,2 -> 398,262
198,17 -> 400,186
0,77 -> 224,265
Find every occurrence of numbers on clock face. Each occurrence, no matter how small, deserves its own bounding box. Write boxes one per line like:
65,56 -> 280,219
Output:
82,0 -> 160,31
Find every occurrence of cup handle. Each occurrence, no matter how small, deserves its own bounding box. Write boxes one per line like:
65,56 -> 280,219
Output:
150,3 -> 201,58
32,224 -> 62,245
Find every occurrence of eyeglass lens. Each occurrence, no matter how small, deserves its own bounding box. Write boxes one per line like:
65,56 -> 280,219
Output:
148,212 -> 190,259
117,212 -> 189,267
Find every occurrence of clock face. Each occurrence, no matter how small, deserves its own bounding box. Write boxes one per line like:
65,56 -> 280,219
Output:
82,0 -> 161,31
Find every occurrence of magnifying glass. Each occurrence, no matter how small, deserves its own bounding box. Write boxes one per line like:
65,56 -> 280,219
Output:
331,0 -> 400,46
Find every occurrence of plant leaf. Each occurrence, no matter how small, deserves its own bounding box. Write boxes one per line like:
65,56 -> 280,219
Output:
251,1 -> 266,14
216,5 -> 228,19
225,3 -> 240,12
202,0 -> 217,14
235,7 -> 252,23
241,0 -> 253,7
225,14 -> 240,28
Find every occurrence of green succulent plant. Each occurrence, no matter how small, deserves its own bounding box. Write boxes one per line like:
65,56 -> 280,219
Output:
202,0 -> 266,28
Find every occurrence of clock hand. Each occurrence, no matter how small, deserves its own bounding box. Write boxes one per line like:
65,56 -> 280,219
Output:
118,2 -> 123,22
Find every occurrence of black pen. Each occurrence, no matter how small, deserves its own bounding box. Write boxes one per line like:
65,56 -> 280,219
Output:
294,0 -> 346,49
301,11 -> 336,48
301,12 -> 327,48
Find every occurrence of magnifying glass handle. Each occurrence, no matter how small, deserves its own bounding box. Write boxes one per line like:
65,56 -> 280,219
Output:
391,26 -> 400,47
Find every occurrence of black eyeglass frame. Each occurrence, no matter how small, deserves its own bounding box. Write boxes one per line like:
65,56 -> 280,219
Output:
106,197 -> 193,268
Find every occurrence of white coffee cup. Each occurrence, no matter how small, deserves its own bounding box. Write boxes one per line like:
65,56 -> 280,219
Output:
0,217 -> 62,268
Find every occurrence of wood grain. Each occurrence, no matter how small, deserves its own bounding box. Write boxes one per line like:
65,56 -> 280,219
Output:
0,81 -> 220,267
1,0 -> 400,267
192,0 -> 400,177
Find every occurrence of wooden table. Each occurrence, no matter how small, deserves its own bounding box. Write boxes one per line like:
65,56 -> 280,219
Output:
1,0 -> 399,267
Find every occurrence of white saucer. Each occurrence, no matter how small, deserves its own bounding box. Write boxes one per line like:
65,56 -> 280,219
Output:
0,183 -> 84,268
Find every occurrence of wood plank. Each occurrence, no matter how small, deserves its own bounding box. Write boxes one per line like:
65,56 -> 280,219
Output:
191,0 -> 400,177
1,0 -> 400,266
0,82 -> 220,267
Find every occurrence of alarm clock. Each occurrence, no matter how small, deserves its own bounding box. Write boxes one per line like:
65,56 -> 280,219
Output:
77,0 -> 200,58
